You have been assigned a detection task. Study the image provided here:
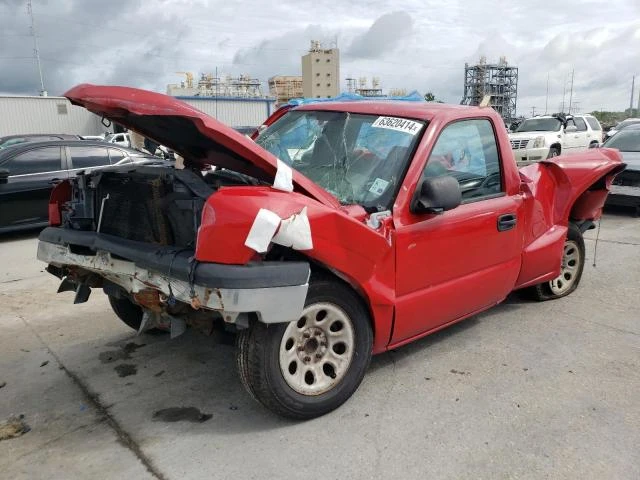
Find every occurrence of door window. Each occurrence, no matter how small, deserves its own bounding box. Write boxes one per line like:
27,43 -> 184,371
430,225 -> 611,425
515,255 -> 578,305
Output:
574,117 -> 587,132
586,117 -> 601,131
69,146 -> 110,169
3,147 -> 62,176
423,119 -> 502,201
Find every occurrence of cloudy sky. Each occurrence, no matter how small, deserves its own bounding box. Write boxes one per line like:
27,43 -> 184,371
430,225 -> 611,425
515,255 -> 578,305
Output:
1,0 -> 639,115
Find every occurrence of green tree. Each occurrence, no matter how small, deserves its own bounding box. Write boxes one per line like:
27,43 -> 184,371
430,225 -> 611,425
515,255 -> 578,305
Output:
424,92 -> 436,102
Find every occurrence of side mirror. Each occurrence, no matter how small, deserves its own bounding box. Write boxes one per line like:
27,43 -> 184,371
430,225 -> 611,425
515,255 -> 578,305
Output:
0,168 -> 9,184
410,176 -> 461,214
588,142 -> 600,149
565,125 -> 577,133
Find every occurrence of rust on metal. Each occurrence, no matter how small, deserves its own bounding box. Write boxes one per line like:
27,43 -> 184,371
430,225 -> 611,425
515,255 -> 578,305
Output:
215,289 -> 224,310
203,288 -> 212,305
133,289 -> 163,313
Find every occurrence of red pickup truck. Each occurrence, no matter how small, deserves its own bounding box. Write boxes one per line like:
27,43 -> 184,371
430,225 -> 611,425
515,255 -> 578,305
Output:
38,85 -> 624,419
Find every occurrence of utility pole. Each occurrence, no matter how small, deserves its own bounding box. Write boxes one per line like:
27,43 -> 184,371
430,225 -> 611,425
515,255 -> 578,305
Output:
630,75 -> 636,117
545,73 -> 549,114
27,0 -> 46,96
561,73 -> 567,114
568,69 -> 575,115
531,106 -> 537,117
215,66 -> 218,120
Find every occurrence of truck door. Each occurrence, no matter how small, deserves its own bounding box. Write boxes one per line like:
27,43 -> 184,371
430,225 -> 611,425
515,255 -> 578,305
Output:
563,119 -> 582,152
392,119 -> 524,345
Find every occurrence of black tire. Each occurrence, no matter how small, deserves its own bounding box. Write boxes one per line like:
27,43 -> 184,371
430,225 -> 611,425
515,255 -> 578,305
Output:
236,278 -> 373,419
548,147 -> 560,158
108,294 -> 144,331
529,223 -> 585,301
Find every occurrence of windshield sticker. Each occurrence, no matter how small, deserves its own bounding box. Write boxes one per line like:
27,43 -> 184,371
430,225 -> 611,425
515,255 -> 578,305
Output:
369,178 -> 390,195
371,116 -> 421,135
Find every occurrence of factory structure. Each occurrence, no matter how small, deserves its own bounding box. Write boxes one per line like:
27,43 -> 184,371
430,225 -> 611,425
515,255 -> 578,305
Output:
166,72 -> 276,127
461,56 -> 519,122
268,75 -> 304,105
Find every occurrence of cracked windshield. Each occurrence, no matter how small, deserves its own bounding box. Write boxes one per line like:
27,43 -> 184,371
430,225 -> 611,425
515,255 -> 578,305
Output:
256,111 -> 424,209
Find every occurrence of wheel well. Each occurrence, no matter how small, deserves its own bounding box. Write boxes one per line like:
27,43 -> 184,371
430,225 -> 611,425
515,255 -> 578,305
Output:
308,263 -> 377,336
550,143 -> 561,153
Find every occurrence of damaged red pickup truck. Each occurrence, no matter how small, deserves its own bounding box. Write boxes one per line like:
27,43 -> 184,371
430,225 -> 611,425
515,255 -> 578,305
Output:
38,85 -> 625,419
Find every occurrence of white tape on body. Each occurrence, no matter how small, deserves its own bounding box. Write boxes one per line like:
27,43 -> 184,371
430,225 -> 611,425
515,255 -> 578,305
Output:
273,159 -> 294,192
272,207 -> 313,250
244,207 -> 313,253
371,116 -> 421,135
244,209 -> 281,253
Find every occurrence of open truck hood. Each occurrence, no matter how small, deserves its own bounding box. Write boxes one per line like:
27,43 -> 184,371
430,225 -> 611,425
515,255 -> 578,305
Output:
64,84 -> 339,208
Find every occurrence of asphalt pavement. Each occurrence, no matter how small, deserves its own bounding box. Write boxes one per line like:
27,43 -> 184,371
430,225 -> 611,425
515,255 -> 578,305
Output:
1,210 -> 638,480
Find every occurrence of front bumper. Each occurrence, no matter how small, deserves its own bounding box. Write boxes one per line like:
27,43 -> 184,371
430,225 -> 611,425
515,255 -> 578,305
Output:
514,146 -> 550,166
37,227 -> 310,324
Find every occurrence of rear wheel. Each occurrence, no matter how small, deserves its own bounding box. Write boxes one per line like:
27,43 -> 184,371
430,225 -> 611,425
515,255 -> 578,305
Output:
529,223 -> 585,301
548,147 -> 560,158
236,279 -> 373,419
108,294 -> 143,331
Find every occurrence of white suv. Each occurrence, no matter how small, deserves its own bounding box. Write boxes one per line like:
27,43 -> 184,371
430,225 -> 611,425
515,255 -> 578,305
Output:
509,114 -> 602,166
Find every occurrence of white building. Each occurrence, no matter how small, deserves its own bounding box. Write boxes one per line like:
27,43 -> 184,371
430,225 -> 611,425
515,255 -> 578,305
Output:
177,97 -> 276,127
302,41 -> 340,99
0,96 -> 110,136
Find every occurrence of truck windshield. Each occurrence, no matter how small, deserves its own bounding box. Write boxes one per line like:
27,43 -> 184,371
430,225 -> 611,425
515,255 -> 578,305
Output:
256,110 -> 425,209
516,118 -> 562,132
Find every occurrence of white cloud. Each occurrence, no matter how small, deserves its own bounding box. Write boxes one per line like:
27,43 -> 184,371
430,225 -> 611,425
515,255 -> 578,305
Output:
0,0 -> 638,114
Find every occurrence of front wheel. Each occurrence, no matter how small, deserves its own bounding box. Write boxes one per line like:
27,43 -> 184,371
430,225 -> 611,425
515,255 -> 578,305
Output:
529,223 -> 585,301
108,294 -> 143,330
547,147 -> 560,158
236,279 -> 373,419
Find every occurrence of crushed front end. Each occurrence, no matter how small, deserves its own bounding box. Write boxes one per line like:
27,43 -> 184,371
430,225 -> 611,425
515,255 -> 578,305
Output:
38,165 -> 310,337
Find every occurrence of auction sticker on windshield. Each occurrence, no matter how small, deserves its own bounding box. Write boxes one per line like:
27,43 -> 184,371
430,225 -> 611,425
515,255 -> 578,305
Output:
371,116 -> 422,135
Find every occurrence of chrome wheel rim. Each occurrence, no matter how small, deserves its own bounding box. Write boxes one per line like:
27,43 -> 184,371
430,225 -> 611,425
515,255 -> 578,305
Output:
279,302 -> 355,396
550,240 -> 581,295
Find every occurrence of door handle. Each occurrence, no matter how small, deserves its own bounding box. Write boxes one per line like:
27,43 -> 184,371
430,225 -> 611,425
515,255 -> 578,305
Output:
497,213 -> 517,232
48,178 -> 61,185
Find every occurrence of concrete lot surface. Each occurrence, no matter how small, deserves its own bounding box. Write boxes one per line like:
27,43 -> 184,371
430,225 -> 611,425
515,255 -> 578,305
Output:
1,211 -> 638,480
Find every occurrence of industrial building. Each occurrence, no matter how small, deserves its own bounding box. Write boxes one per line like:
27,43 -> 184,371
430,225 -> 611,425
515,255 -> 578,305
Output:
167,72 -> 276,126
346,77 -> 384,97
0,96 -> 110,136
302,41 -> 340,99
461,56 -> 518,122
175,97 -> 275,128
269,75 -> 304,105
167,73 -> 266,98
0,92 -> 275,138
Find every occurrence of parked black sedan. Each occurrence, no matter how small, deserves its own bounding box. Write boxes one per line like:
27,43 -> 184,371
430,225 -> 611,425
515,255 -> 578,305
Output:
0,133 -> 82,149
603,126 -> 640,215
0,140 -> 158,233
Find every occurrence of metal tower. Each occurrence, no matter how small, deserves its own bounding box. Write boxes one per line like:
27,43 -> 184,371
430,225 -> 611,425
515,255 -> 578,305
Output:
461,56 -> 518,122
